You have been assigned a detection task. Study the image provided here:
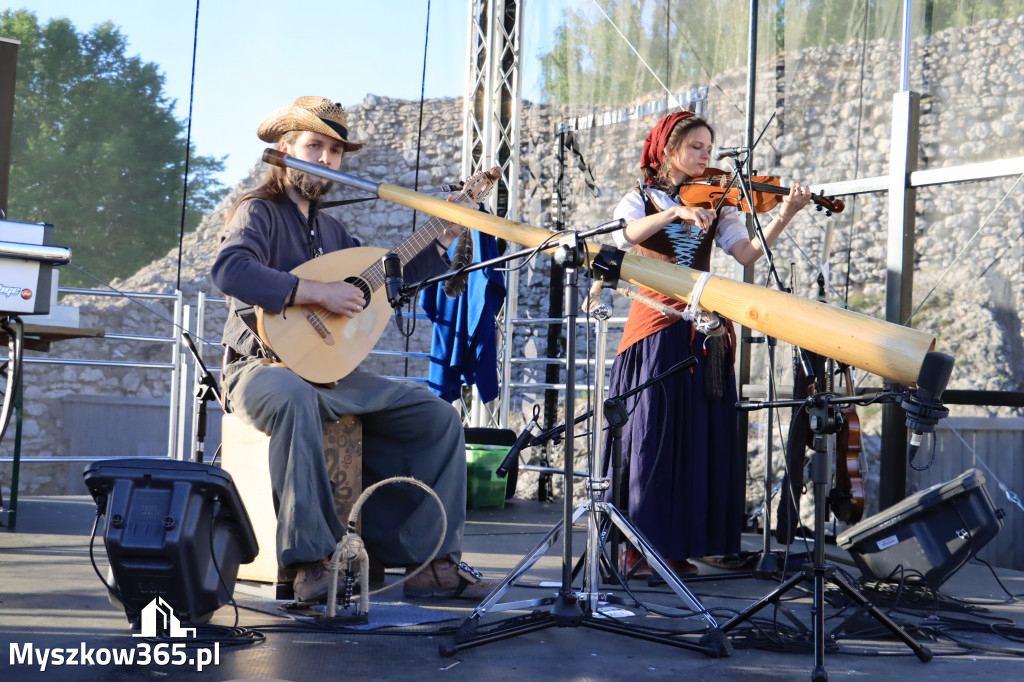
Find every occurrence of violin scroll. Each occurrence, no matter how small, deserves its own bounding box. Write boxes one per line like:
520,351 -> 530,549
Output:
813,191 -> 845,217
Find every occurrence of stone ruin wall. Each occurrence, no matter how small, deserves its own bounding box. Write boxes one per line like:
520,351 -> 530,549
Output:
6,19 -> 1023,516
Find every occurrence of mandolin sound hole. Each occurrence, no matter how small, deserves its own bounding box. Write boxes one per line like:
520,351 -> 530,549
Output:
346,276 -> 372,305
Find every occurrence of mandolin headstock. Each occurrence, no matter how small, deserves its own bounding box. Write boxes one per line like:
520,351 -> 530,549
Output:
458,166 -> 502,204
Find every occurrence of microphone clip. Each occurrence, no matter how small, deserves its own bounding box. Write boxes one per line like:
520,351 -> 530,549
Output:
900,391 -> 950,435
900,351 -> 955,463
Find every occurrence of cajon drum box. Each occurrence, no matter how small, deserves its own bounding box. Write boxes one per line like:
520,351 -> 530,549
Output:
220,413 -> 362,584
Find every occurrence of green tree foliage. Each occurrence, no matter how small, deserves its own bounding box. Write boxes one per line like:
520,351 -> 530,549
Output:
538,0 -> 750,106
1,9 -> 227,288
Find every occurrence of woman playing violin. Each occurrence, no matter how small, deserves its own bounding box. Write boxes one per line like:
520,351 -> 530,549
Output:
607,112 -> 811,577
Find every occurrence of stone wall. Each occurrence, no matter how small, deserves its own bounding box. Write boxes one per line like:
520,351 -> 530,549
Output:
5,19 -> 1022,520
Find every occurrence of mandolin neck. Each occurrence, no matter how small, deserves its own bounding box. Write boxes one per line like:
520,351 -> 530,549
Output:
353,215 -> 450,294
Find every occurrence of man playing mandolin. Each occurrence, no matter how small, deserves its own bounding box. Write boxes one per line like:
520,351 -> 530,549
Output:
211,96 -> 496,602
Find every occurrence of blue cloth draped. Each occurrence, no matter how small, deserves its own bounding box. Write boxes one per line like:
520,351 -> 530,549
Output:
420,231 -> 506,403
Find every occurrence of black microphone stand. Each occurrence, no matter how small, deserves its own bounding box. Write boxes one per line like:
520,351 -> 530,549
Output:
724,153 -> 807,578
401,219 -> 628,298
722,390 -> 933,682
0,315 -> 25,527
438,231 -> 587,654
526,357 -> 705,590
181,332 -> 224,464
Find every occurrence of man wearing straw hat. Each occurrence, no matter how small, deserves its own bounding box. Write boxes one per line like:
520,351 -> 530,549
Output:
212,96 -> 495,602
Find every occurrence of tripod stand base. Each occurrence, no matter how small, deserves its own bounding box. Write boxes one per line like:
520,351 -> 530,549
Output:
442,607 -> 730,658
720,551 -> 932,680
734,549 -> 812,581
754,549 -> 783,579
441,501 -> 731,659
734,395 -> 933,681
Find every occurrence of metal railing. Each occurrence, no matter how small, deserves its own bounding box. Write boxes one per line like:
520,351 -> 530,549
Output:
1,287 -> 185,464
2,286 -> 625,491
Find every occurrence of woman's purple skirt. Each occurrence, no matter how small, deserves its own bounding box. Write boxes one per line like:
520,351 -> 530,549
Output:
604,319 -> 744,560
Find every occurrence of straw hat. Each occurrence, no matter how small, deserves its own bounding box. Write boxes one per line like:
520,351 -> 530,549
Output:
257,96 -> 366,151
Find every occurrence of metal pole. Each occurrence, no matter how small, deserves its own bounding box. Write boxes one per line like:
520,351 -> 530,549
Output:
586,304 -> 611,611
167,291 -> 184,460
0,38 -> 19,216
880,90 -> 920,509
741,0 -> 782,574
175,304 -> 193,462
734,0 -> 758,515
899,0 -> 912,92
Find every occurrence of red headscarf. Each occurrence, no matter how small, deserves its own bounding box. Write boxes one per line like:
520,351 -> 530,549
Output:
640,111 -> 694,173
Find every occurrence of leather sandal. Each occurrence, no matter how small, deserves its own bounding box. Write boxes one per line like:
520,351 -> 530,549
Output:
621,548 -> 653,577
292,559 -> 332,602
403,559 -> 498,599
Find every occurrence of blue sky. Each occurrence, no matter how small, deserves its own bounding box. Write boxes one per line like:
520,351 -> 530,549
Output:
15,1 -> 556,188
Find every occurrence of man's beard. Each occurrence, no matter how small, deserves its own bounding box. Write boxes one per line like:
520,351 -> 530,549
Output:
287,168 -> 334,201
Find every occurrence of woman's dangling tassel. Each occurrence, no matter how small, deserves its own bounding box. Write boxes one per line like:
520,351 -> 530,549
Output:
442,230 -> 474,298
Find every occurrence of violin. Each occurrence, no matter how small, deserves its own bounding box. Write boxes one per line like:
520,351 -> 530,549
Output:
805,268 -> 864,524
678,168 -> 845,216
830,365 -> 865,524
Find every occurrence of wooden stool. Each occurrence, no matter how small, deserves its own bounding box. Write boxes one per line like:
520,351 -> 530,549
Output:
220,413 -> 362,595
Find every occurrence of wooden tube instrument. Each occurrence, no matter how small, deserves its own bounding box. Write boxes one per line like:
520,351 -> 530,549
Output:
262,150 -> 938,386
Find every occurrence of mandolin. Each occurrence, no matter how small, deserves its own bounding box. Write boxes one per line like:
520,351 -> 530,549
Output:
256,166 -> 500,384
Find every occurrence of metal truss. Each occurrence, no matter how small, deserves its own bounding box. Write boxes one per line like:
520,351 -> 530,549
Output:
462,0 -> 524,429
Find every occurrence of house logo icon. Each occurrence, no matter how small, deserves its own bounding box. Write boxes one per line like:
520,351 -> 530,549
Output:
132,597 -> 197,638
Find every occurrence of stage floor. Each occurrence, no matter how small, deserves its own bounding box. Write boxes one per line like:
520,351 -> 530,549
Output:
3,495 -> 1023,681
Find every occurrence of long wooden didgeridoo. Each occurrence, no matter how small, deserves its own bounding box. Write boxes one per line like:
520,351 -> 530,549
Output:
263,149 -> 937,386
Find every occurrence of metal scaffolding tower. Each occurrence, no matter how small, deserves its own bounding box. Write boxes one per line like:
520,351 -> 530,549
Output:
461,0 -> 524,428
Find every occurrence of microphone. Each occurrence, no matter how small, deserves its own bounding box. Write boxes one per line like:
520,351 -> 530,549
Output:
796,349 -> 817,382
713,146 -> 749,160
587,218 -> 626,237
496,415 -> 538,478
382,252 -> 404,323
901,351 -> 954,461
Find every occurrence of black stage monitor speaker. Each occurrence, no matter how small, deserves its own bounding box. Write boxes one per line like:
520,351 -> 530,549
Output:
837,468 -> 1004,589
83,458 -> 259,626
